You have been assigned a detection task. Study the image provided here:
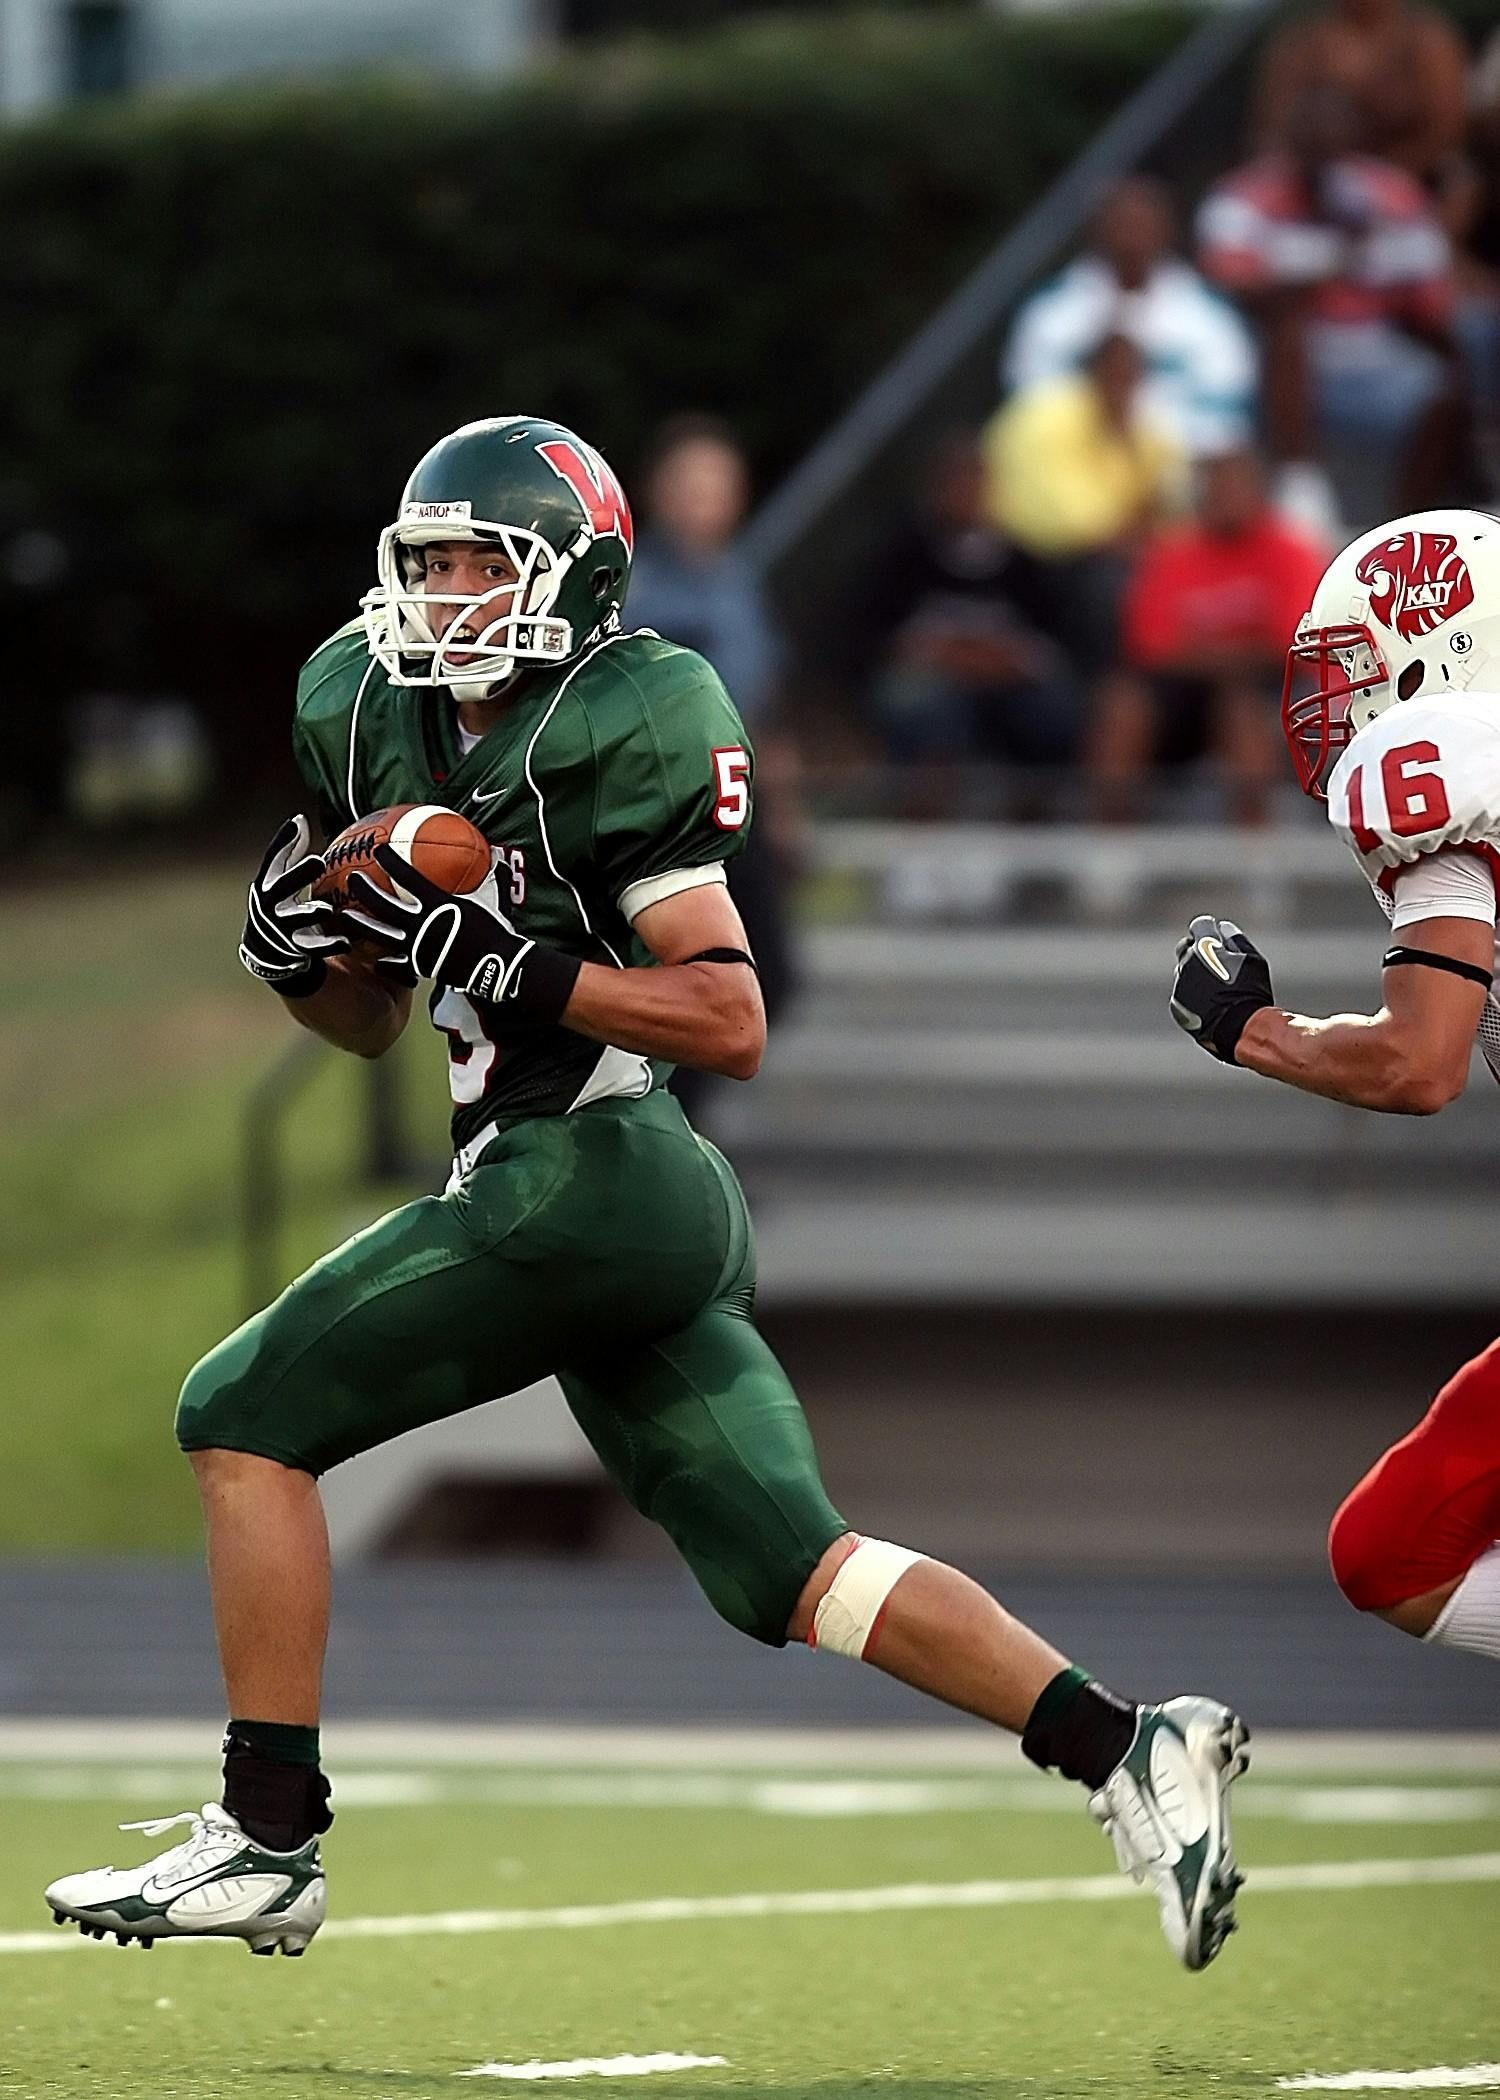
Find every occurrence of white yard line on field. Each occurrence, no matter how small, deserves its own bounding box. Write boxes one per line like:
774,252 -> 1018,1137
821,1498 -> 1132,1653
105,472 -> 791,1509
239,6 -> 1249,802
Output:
1278,2071 -> 1500,2090
4,1851 -> 1500,1958
3,1722 -> 1500,1774
458,2056 -> 728,2082
0,1766 -> 1497,1825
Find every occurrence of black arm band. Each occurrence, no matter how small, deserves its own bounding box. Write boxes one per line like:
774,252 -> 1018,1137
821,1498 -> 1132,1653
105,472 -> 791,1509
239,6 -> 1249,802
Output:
1382,945 -> 1494,990
511,945 -> 582,1025
684,947 -> 758,972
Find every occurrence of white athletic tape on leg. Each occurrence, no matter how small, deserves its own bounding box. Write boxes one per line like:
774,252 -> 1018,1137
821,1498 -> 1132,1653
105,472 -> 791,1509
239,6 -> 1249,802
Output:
1425,1542 -> 1500,1662
809,1538 -> 923,1660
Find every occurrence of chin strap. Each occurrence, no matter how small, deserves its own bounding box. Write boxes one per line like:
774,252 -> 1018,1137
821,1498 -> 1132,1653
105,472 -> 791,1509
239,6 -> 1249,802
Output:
447,665 -> 519,704
1383,945 -> 1494,989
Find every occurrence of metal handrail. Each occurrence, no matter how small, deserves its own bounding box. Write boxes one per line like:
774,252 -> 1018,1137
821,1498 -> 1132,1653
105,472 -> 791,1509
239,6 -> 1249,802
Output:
240,1035 -> 433,1318
739,0 -> 1279,580
241,1032 -> 327,1319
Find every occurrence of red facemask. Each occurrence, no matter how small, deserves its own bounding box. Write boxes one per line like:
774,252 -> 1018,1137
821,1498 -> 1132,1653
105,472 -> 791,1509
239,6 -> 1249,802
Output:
1281,622 -> 1390,800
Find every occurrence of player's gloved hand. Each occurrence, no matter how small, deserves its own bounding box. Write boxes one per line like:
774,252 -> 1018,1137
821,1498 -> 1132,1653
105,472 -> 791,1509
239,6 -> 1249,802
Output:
341,844 -> 581,1023
1169,914 -> 1275,1064
238,815 -> 348,998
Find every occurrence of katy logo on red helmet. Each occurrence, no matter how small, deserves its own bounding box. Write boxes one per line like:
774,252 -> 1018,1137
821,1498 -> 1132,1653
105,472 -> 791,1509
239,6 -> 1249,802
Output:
538,440 -> 635,558
1356,531 -> 1475,641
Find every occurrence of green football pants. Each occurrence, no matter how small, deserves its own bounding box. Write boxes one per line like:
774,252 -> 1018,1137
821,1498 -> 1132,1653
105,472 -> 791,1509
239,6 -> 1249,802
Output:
176,1090 -> 846,1644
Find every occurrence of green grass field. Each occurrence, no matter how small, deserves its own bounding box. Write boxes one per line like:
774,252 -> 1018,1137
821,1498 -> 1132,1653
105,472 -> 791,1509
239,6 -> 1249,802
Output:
3,1735 -> 1499,2100
0,866 -> 451,1548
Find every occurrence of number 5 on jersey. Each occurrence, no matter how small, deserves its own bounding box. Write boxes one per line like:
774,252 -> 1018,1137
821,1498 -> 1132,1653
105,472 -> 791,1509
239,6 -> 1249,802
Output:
713,747 -> 750,830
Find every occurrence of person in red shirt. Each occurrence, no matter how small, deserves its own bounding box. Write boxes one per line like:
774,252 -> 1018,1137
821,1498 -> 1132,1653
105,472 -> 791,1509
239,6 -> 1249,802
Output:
1087,449 -> 1327,824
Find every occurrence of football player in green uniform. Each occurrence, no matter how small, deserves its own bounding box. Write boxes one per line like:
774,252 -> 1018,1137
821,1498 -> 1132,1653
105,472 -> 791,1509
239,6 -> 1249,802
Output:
45,417 -> 1249,1969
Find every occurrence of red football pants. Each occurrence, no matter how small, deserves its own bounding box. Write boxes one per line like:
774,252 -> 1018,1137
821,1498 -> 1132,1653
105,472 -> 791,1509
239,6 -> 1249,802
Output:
1329,1335 -> 1500,1611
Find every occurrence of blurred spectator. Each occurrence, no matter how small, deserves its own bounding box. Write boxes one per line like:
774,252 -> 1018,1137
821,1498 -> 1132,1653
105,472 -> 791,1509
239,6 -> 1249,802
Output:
984,333 -> 1187,562
1252,0 -> 1468,187
627,413 -> 779,729
1463,34 -> 1500,489
983,330 -> 1187,678
865,432 -> 1082,819
1004,176 -> 1258,460
1476,27 -> 1500,176
625,414 -> 797,1114
1436,153 -> 1500,498
1197,83 -> 1459,533
1088,449 -> 1328,826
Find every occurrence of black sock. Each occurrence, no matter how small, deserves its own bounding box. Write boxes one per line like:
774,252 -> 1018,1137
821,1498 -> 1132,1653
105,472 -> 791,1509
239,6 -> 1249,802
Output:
1021,1666 -> 1138,1789
222,1721 -> 333,1852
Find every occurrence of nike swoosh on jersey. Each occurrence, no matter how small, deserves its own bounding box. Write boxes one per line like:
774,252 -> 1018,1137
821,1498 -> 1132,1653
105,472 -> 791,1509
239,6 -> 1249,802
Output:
469,786 -> 507,806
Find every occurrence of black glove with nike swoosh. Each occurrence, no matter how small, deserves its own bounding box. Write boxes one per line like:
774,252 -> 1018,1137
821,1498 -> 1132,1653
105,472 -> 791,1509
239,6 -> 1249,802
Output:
341,844 -> 582,1023
239,814 -> 349,996
1170,914 -> 1275,1064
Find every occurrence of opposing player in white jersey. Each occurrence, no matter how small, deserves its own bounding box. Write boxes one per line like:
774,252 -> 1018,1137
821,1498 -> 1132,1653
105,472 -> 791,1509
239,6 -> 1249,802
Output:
1170,508 -> 1500,1666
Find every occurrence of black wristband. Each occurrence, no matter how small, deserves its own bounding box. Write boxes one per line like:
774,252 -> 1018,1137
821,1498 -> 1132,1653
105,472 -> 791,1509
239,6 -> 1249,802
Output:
272,958 -> 329,1001
1382,945 -> 1494,990
1212,992 -> 1271,1064
509,944 -> 582,1025
684,947 -> 758,971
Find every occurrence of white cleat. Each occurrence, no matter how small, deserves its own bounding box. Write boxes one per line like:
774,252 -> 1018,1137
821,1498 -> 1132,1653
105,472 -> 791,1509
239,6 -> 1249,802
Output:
44,1804 -> 325,1955
1089,1695 -> 1250,1971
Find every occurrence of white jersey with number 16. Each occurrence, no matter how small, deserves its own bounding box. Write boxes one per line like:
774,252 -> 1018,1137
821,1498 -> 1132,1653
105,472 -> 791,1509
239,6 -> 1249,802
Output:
1327,690 -> 1500,1080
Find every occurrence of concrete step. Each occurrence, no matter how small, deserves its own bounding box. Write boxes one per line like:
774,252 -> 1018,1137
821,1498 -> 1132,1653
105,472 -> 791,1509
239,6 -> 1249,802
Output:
788,927 -> 1394,1033
817,820 -> 1344,885
729,1031 -> 1500,1168
813,820 -> 1373,930
800,926 -> 1382,985
749,1190 -> 1497,1307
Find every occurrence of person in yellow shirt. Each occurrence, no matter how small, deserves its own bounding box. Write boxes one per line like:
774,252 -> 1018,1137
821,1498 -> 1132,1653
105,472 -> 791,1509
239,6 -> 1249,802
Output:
982,330 -> 1187,689
984,331 -> 1187,559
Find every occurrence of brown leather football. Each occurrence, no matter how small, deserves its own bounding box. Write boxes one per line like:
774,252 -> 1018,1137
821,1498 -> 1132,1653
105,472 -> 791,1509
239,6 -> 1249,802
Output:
312,804 -> 491,913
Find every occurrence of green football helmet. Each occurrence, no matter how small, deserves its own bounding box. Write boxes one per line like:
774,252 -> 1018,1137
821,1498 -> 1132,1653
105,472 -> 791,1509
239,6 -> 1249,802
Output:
362,416 -> 635,695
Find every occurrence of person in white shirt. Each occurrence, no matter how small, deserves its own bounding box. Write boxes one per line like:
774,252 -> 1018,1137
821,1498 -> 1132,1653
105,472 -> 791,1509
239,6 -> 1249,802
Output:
1004,176 -> 1258,462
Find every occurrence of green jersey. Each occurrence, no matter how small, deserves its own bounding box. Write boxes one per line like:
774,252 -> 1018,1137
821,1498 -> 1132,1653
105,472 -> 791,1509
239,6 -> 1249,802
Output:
292,623 -> 753,1150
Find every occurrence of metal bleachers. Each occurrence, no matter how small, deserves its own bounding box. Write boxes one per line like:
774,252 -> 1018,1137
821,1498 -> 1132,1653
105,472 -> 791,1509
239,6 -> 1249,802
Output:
715,823 -> 1500,1310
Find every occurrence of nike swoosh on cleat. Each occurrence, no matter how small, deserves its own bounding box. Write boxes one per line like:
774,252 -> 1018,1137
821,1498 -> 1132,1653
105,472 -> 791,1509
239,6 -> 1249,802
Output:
139,1855 -> 247,1903
166,1875 -> 295,1926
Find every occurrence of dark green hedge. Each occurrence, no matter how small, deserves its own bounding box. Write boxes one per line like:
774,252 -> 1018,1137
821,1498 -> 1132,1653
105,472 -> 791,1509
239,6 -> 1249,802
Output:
566,0 -> 982,32
0,4 -> 1198,679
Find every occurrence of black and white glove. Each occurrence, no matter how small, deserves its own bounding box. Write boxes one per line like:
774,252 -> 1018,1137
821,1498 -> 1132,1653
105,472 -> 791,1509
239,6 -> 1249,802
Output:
238,815 -> 348,997
1169,914 -> 1275,1064
341,844 -> 581,1023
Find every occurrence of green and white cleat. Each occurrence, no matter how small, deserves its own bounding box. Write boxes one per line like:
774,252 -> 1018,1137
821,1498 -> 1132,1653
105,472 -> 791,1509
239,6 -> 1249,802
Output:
44,1804 -> 325,1956
1089,1695 -> 1250,1972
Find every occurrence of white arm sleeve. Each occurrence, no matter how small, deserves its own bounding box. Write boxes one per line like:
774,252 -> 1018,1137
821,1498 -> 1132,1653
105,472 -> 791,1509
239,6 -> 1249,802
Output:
618,861 -> 727,925
1389,852 -> 1498,931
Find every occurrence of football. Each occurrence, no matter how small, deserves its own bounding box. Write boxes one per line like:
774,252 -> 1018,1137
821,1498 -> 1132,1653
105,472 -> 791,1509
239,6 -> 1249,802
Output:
312,803 -> 491,913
